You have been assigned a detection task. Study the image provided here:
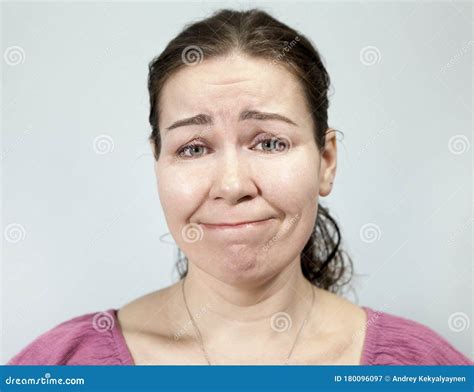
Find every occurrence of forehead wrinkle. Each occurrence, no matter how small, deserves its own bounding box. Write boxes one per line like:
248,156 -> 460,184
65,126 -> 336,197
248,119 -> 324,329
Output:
204,78 -> 253,86
160,56 -> 311,132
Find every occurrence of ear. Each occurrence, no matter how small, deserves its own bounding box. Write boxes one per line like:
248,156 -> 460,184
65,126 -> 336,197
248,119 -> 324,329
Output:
318,128 -> 337,197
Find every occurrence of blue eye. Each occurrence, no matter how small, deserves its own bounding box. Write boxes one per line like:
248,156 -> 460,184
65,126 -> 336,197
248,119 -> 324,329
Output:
253,136 -> 290,153
176,143 -> 208,159
175,134 -> 290,160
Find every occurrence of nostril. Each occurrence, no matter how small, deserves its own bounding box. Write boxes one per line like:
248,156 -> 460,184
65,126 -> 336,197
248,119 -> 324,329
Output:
237,195 -> 253,203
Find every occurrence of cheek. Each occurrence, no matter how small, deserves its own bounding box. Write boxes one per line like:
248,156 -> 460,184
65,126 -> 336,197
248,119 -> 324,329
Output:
256,150 -> 320,249
155,163 -> 206,226
255,150 -> 320,214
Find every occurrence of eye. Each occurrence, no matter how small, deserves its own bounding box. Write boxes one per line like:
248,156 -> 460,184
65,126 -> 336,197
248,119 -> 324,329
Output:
175,134 -> 291,160
176,142 -> 208,159
253,134 -> 291,153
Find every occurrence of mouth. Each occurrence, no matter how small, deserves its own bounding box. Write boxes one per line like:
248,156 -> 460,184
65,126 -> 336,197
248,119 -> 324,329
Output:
200,218 -> 274,229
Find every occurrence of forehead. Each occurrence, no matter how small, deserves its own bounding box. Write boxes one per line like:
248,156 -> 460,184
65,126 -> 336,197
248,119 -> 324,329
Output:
159,53 -> 309,122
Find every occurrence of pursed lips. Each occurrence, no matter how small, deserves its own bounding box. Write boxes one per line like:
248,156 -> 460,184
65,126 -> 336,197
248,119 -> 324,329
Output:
200,217 -> 274,228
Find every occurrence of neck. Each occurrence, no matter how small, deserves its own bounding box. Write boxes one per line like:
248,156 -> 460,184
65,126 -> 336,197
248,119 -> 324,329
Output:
178,256 -> 316,356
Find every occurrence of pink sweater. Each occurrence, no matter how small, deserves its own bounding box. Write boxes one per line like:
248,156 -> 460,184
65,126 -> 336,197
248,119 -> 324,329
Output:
6,306 -> 473,365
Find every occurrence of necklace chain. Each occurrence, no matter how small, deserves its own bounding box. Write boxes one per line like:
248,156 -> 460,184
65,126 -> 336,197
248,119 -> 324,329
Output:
181,278 -> 315,365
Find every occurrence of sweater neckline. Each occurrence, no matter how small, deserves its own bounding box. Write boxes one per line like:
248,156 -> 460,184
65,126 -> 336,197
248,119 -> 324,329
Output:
109,305 -> 376,365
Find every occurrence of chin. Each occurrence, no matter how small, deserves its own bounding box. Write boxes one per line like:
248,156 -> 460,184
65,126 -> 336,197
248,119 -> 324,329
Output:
209,246 -> 278,287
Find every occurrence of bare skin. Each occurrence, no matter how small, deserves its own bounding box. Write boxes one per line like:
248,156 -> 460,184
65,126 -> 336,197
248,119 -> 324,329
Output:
118,283 -> 367,365
117,52 -> 368,365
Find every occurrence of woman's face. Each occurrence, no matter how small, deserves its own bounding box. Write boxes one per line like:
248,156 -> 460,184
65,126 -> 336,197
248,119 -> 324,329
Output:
155,52 -> 336,287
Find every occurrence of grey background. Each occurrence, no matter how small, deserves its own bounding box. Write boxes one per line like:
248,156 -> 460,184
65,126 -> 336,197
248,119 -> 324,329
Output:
2,0 -> 472,362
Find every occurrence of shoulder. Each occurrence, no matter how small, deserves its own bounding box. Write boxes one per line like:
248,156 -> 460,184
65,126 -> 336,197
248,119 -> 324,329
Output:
306,289 -> 368,364
118,285 -> 180,336
7,309 -> 129,365
361,307 -> 473,365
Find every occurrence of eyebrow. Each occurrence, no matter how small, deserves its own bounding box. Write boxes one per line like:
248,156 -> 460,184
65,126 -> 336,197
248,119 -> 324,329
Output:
165,110 -> 298,132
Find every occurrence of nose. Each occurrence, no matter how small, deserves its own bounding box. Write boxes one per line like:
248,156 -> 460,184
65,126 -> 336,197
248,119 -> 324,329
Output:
209,148 -> 258,205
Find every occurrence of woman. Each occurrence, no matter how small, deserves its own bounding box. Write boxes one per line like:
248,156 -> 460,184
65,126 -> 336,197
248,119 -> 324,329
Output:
8,8 -> 472,366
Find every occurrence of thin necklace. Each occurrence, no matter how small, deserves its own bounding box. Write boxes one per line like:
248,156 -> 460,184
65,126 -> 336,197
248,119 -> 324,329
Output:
181,278 -> 315,365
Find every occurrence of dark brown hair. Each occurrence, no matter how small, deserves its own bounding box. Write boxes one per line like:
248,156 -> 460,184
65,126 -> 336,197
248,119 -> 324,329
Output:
147,8 -> 353,293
